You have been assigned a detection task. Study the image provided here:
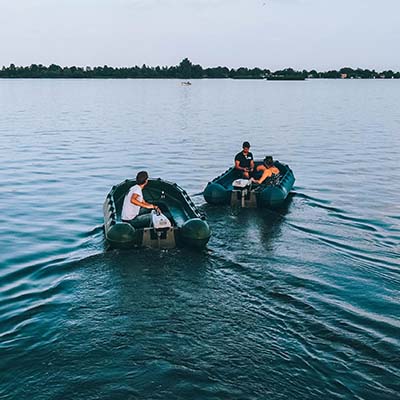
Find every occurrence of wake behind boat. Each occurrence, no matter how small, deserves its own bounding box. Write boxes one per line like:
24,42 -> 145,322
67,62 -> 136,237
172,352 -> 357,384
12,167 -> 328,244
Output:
203,160 -> 295,208
104,178 -> 211,249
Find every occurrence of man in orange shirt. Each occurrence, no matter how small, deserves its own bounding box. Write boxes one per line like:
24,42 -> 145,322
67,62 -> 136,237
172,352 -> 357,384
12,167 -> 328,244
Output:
251,156 -> 280,184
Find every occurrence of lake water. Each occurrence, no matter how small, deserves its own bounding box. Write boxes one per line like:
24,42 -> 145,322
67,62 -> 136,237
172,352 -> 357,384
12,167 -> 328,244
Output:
0,79 -> 399,399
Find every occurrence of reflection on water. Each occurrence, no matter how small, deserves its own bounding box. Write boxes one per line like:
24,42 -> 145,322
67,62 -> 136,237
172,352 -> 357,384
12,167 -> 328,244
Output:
0,79 -> 399,399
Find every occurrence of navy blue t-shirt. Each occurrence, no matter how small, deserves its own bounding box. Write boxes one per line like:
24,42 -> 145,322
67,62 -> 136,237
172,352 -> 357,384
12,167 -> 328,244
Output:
235,151 -> 254,168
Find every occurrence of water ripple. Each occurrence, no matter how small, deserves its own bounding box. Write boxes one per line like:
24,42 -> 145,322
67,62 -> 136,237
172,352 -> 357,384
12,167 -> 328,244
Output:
1,79 -> 399,399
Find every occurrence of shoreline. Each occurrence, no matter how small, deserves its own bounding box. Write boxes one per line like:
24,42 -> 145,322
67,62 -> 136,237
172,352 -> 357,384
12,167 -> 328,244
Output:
1,58 -> 399,80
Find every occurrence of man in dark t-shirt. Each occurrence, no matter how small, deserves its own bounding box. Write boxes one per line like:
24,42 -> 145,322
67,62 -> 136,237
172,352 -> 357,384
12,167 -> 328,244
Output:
234,141 -> 254,178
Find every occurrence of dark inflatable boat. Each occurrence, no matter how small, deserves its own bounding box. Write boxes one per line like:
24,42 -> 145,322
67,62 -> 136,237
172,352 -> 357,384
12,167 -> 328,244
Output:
104,178 -> 211,249
203,160 -> 295,208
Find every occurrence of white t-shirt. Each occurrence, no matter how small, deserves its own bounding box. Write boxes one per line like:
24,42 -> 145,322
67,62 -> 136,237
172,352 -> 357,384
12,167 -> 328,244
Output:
121,184 -> 143,220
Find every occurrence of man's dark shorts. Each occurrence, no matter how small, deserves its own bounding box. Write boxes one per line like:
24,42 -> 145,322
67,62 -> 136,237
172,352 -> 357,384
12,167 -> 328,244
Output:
122,209 -> 152,229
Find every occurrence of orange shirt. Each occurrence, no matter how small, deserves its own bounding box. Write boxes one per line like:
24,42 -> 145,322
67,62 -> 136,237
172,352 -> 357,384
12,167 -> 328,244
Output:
255,165 -> 280,183
257,165 -> 279,175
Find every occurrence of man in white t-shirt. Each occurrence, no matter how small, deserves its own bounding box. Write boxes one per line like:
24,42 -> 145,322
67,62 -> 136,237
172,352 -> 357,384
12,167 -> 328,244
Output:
121,171 -> 159,228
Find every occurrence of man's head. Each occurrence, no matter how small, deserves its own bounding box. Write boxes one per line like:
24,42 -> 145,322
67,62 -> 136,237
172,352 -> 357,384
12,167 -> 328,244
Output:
242,141 -> 250,154
263,156 -> 274,167
136,171 -> 149,185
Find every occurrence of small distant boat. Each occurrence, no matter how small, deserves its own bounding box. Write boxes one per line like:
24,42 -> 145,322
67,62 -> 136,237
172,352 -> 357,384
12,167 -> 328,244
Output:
203,160 -> 295,208
104,178 -> 211,249
181,81 -> 192,86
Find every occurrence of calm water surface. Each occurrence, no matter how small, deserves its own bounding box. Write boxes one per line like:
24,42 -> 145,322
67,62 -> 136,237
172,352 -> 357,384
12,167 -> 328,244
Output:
0,79 -> 399,399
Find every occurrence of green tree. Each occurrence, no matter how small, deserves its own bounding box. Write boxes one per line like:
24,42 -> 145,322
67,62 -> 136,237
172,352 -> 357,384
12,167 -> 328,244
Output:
177,58 -> 193,79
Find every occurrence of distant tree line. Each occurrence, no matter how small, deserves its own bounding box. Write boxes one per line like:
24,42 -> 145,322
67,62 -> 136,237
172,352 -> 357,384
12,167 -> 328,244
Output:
0,58 -> 399,79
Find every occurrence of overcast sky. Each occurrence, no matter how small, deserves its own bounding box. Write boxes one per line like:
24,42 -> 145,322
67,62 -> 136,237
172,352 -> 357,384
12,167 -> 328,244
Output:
0,0 -> 399,70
